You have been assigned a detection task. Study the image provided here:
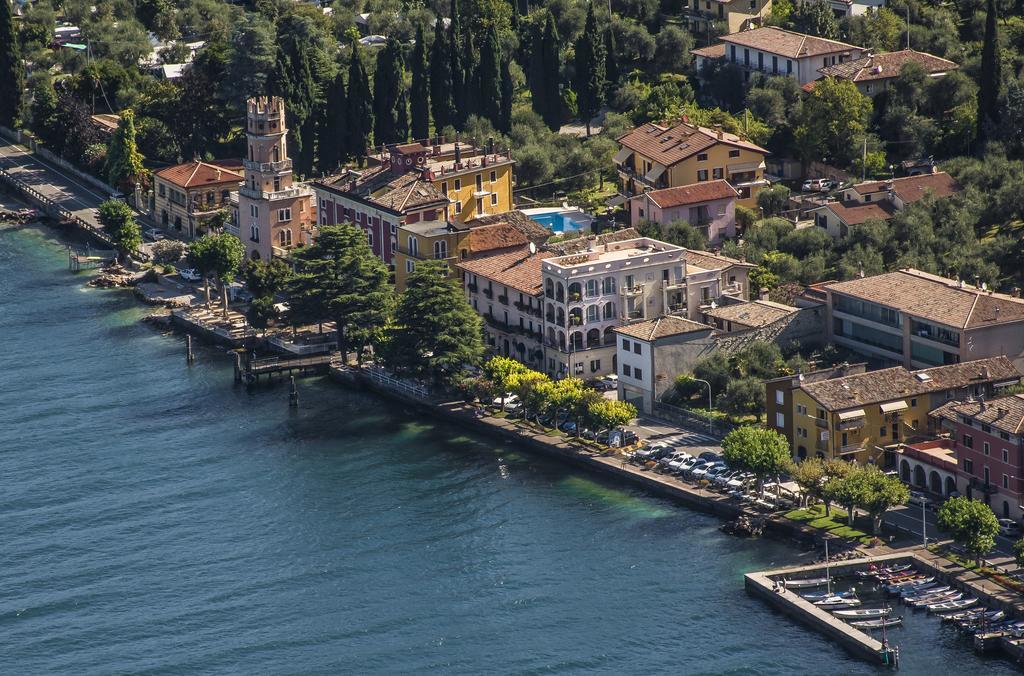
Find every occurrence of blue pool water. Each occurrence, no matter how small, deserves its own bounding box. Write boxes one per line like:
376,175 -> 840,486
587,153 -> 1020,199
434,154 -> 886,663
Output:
530,212 -> 585,234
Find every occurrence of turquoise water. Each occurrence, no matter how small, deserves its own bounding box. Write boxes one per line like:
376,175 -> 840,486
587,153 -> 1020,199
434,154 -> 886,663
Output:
530,212 -> 585,234
0,223 -> 1019,674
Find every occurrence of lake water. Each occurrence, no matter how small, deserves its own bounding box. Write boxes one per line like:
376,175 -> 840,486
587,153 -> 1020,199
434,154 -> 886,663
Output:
0,223 -> 1018,674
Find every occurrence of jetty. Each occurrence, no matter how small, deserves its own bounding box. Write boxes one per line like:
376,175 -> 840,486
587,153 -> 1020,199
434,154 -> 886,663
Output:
234,352 -> 336,385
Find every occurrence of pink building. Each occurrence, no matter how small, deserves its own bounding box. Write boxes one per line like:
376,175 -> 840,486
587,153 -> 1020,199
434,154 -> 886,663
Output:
931,393 -> 1024,522
629,180 -> 738,245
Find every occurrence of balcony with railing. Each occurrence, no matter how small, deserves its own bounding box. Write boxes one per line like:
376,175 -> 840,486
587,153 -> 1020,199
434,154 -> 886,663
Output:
239,185 -> 309,201
483,287 -> 494,299
243,158 -> 292,173
621,285 -> 644,297
498,294 -> 509,305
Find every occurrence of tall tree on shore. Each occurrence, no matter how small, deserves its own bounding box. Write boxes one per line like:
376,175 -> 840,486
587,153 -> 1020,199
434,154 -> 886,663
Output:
976,0 -> 1001,149
273,14 -> 327,178
385,260 -> 484,385
373,37 -> 408,145
538,13 -> 562,131
344,40 -> 373,164
30,77 -> 60,150
604,26 -> 619,99
410,24 -> 430,140
498,56 -> 514,134
317,71 -> 348,173
477,25 -> 502,128
105,109 -> 146,191
0,0 -> 24,128
98,199 -> 142,261
430,18 -> 453,133
574,3 -> 605,136
449,0 -> 466,128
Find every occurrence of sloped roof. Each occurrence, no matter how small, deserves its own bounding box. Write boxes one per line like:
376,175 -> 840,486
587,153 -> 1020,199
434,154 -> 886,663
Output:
851,172 -> 961,204
826,269 -> 1024,329
456,245 -> 551,295
465,210 -> 550,244
692,43 -> 726,59
616,121 -> 767,168
812,200 -> 896,225
930,394 -> 1024,435
817,49 -> 957,82
719,27 -> 862,59
154,160 -> 244,188
641,180 -> 738,208
548,227 -> 641,255
684,249 -> 754,271
613,315 -> 713,341
704,299 -> 796,328
802,357 -> 1021,411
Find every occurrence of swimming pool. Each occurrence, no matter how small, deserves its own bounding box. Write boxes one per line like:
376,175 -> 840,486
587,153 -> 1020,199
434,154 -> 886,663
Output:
529,212 -> 587,233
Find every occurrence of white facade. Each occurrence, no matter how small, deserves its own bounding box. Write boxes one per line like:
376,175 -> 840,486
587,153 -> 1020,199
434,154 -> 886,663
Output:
723,43 -> 868,86
616,335 -> 655,411
463,273 -> 546,371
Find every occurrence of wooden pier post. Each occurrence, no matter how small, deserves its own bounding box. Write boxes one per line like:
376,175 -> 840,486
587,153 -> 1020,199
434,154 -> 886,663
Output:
234,351 -> 243,383
289,376 -> 299,408
186,335 -> 195,365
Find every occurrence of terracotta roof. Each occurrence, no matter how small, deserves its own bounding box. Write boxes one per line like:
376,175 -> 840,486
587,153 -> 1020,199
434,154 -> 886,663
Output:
616,121 -> 767,168
465,210 -> 550,244
640,180 -> 738,209
802,357 -> 1021,411
373,173 -> 448,211
850,172 -> 960,204
548,227 -> 641,255
456,245 -> 551,295
692,43 -> 726,59
154,160 -> 244,189
704,299 -> 796,328
812,200 -> 895,225
826,269 -> 1024,329
467,223 -> 528,252
613,315 -> 713,341
930,393 -> 1024,435
818,49 -> 957,82
684,249 -> 754,271
719,27 -> 862,59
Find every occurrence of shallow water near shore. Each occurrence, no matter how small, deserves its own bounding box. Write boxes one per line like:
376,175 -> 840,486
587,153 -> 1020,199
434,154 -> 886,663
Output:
0,223 -> 1019,674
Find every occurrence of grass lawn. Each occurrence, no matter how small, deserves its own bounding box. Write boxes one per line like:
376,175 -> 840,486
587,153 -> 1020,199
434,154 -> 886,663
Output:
784,504 -> 875,545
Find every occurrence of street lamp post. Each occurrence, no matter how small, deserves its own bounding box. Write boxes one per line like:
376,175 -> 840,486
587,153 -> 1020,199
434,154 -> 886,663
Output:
692,378 -> 713,436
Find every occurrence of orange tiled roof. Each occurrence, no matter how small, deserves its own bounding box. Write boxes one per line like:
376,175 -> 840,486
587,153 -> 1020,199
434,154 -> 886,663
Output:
851,172 -> 961,204
818,49 -> 957,82
613,315 -> 713,341
154,160 -> 244,189
931,394 -> 1024,435
616,121 -> 767,168
719,27 -> 862,59
641,180 -> 738,208
814,200 -> 896,225
456,245 -> 551,295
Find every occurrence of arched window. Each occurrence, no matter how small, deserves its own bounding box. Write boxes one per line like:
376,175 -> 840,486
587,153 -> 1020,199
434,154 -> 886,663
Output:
434,240 -> 448,259
250,224 -> 259,242
603,302 -> 616,319
545,278 -> 554,299
279,229 -> 292,246
556,282 -> 565,302
602,277 -> 616,295
586,279 -> 599,297
586,305 -> 599,322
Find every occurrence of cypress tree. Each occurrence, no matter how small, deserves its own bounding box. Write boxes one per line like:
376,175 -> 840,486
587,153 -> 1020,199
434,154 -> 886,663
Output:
317,71 -> 347,173
539,13 -> 562,131
498,57 -> 514,134
105,110 -> 145,191
273,15 -> 322,178
604,27 -> 619,100
410,24 -> 430,140
0,0 -> 24,128
478,25 -> 502,128
30,77 -> 60,150
449,0 -> 466,129
528,20 -> 547,121
344,41 -> 373,164
373,37 -> 407,145
461,31 -> 478,124
574,3 -> 605,136
430,18 -> 453,133
977,0 -> 1000,148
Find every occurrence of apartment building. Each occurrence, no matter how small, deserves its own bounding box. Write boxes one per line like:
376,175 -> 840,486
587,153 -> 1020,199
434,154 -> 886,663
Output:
628,180 -> 739,245
786,356 -> 1020,464
693,27 -> 867,86
615,121 -> 769,209
814,49 -> 957,97
824,269 -> 1024,370
931,393 -> 1024,521
312,139 -> 514,269
152,160 -> 243,240
682,0 -> 770,35
764,363 -> 868,453
236,96 -> 315,261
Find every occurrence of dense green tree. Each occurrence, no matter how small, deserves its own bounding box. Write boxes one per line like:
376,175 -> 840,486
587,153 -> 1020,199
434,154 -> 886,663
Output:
796,77 -> 872,168
757,184 -> 791,216
385,260 -> 484,385
136,0 -> 178,41
588,398 -> 638,432
18,0 -> 55,53
0,0 -> 24,128
717,376 -> 766,421
1014,538 -> 1024,568
852,465 -> 909,534
477,25 -> 503,130
226,16 -> 276,103
692,351 -> 730,397
790,0 -> 839,38
603,26 -> 620,99
937,496 -> 1000,565
273,13 -> 330,177
498,56 -> 514,134
373,37 -> 409,145
721,426 -> 791,494
537,13 -> 563,130
317,72 -> 347,173
105,110 -> 146,191
574,3 -> 605,136
176,40 -> 233,160
136,116 -> 180,163
450,0 -> 467,128
430,17 -> 453,133
344,41 -> 373,163
246,296 -> 278,336
30,77 -> 60,150
52,90 -> 101,162
653,25 -> 692,74
98,199 -> 142,260
244,258 -> 291,299
976,0 -> 1000,148
190,232 -> 245,316
410,24 -> 430,140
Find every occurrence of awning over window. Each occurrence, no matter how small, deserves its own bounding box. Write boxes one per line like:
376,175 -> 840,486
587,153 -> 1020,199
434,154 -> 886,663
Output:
613,147 -> 633,164
643,163 -> 667,183
837,408 -> 866,421
880,400 -> 908,413
727,160 -> 766,174
605,194 -> 627,207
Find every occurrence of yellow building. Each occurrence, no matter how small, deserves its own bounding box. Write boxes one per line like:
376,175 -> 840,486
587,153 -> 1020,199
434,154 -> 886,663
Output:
781,357 -> 1020,465
683,0 -> 771,35
614,121 -> 769,210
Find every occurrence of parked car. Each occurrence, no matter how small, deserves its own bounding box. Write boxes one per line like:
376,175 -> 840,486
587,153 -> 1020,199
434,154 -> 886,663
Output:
596,375 -> 619,391
714,469 -> 740,487
683,459 -> 710,479
999,519 -> 1022,537
802,178 -> 834,192
179,268 -> 202,282
907,490 -> 933,510
704,465 -> 730,482
144,228 -> 166,241
727,472 -> 755,490
676,457 -> 701,475
699,451 -> 721,462
667,452 -> 695,473
491,393 -> 520,411
692,461 -> 725,481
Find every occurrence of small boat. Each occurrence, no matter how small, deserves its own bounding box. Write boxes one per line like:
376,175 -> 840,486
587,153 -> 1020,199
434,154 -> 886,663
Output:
902,584 -> 950,599
884,577 -> 935,594
905,590 -> 958,606
851,616 -> 904,629
928,598 -> 977,613
834,607 -> 892,619
802,589 -> 855,602
784,576 -> 832,589
855,563 -> 911,579
814,596 -> 862,609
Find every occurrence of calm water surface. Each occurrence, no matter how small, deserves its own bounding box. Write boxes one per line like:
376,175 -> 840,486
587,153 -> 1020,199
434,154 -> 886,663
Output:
0,224 -> 1018,674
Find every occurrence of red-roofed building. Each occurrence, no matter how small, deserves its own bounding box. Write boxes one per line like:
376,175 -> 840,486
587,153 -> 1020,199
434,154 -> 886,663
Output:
817,49 -> 958,97
153,160 -> 244,240
628,179 -> 739,244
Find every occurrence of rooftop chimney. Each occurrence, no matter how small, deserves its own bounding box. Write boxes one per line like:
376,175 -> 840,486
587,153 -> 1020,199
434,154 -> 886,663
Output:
454,142 -> 462,164
982,365 -> 991,379
714,124 -> 723,140
759,287 -> 770,301
487,136 -> 494,155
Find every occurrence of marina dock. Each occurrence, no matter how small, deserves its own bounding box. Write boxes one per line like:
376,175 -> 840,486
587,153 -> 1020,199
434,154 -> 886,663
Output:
235,352 -> 336,385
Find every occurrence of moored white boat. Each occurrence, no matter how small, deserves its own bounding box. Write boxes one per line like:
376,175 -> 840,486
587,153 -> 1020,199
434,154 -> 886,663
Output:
784,576 -> 832,589
907,591 -> 961,608
814,595 -> 862,609
928,597 -> 977,613
833,607 -> 892,619
802,589 -> 855,602
851,616 -> 904,629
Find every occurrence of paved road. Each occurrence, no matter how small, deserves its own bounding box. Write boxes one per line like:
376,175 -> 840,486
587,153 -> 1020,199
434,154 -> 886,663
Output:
631,415 -> 723,456
0,141 -> 110,228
